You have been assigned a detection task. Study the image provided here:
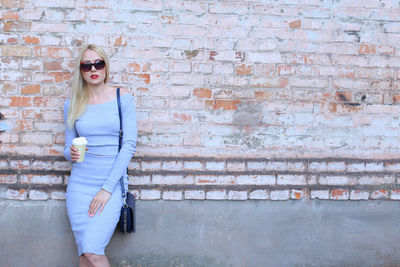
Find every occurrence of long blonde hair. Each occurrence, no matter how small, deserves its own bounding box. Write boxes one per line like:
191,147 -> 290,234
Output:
67,44 -> 110,128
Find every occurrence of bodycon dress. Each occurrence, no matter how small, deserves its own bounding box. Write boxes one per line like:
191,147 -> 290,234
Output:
63,92 -> 137,256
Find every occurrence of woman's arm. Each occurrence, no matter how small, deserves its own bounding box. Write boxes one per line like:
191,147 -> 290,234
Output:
63,99 -> 77,162
101,92 -> 138,193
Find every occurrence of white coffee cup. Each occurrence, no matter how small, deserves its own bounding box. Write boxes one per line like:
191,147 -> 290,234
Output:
72,137 -> 88,162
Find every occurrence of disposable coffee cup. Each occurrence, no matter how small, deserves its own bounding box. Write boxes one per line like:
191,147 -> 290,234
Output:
72,137 -> 88,162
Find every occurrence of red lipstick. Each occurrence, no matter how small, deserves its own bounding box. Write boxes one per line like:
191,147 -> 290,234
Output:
90,75 -> 99,79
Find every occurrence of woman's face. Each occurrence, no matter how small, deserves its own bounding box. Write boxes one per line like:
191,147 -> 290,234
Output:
80,49 -> 106,86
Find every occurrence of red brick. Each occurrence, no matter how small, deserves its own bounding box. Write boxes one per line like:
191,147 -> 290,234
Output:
377,45 -> 395,56
12,120 -> 34,131
1,11 -> 19,20
33,97 -> 65,107
1,0 -> 27,8
129,73 -> 150,84
173,113 -> 192,122
235,64 -> 252,75
289,19 -> 301,29
21,109 -> 42,119
44,60 -> 62,71
21,84 -> 40,94
33,47 -> 72,58
359,44 -> 376,55
7,37 -> 18,44
193,88 -> 212,98
23,35 -> 39,44
129,63 -> 141,72
206,100 -> 241,110
1,46 -> 31,57
3,21 -> 31,32
254,91 -> 272,99
9,96 -> 31,107
331,189 -> 349,200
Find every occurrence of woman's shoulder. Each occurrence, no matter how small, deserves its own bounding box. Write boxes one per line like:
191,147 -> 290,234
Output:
119,87 -> 130,96
118,88 -> 134,102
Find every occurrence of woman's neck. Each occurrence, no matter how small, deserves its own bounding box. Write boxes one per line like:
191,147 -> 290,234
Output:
87,83 -> 108,99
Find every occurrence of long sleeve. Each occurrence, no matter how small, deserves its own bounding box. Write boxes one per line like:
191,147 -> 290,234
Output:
63,99 -> 77,163
102,94 -> 137,193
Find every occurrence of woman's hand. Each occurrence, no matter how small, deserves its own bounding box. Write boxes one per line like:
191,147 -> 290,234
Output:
70,145 -> 88,162
88,189 -> 111,217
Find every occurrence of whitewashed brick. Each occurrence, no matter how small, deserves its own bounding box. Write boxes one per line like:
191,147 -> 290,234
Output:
142,161 -> 161,171
266,161 -> 286,171
50,190 -> 66,200
350,190 -> 369,200
327,162 -> 346,172
6,189 -> 28,200
227,161 -> 246,171
247,161 -> 266,171
184,190 -> 205,200
29,189 -> 49,200
311,190 -> 329,200
385,163 -> 400,172
228,190 -> 247,200
358,175 -> 395,185
319,175 -> 354,185
206,189 -> 226,200
53,161 -> 71,171
365,163 -> 385,172
371,190 -> 389,200
32,160 -> 52,170
195,175 -> 235,185
162,160 -> 184,171
183,161 -> 203,170
249,190 -> 269,200
347,163 -> 365,172
286,162 -> 306,172
162,190 -> 183,200
10,159 -> 30,169
236,175 -> 275,185
20,174 -> 62,184
270,190 -> 290,200
128,161 -> 141,170
391,189 -> 400,200
205,161 -> 225,171
130,175 -> 151,185
141,189 -> 161,200
277,175 -> 307,185
152,175 -> 194,185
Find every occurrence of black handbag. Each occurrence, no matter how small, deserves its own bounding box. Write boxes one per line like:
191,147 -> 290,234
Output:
116,88 -> 135,234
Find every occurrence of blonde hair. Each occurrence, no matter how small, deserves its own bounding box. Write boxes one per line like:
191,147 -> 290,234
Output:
67,44 -> 110,128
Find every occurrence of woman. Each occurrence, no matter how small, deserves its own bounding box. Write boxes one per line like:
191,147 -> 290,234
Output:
63,44 -> 137,267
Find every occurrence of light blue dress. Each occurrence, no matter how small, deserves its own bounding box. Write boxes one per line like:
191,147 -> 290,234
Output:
63,93 -> 137,256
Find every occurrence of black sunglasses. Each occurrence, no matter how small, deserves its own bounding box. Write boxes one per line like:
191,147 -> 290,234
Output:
80,59 -> 106,72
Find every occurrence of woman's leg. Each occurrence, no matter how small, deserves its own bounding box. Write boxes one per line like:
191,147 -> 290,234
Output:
83,253 -> 110,267
79,255 -> 92,267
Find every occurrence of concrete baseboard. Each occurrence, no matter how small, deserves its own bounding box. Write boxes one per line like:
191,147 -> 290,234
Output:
1,200 -> 399,267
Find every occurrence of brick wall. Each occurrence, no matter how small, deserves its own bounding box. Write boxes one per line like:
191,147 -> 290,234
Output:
1,0 -> 400,201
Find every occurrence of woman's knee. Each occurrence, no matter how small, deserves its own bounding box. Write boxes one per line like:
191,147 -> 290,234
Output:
83,253 -> 102,264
